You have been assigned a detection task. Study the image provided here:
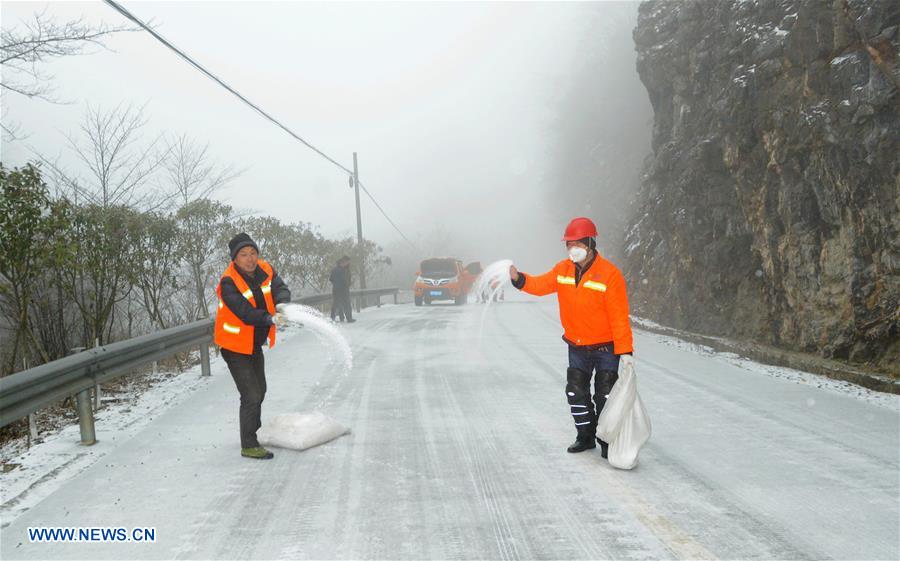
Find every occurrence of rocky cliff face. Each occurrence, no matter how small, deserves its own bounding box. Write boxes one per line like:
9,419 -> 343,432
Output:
625,0 -> 899,372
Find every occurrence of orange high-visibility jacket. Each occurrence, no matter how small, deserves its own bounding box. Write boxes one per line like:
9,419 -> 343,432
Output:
520,255 -> 633,354
214,260 -> 276,354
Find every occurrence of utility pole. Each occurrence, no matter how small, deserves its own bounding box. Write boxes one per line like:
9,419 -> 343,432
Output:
352,152 -> 366,291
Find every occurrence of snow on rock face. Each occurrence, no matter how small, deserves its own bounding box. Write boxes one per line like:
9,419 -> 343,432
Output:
626,0 -> 899,372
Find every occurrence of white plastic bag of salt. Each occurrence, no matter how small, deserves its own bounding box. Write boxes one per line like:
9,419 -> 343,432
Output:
257,411 -> 350,451
596,359 -> 651,470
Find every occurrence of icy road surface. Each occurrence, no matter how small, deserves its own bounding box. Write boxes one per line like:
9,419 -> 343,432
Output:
2,297 -> 898,560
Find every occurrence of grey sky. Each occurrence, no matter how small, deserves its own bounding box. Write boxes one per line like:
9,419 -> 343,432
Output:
2,1 -> 642,273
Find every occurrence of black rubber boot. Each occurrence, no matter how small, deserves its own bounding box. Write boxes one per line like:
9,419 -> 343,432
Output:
567,435 -> 597,453
593,369 -> 618,460
566,367 -> 597,453
596,438 -> 609,459
593,370 -> 619,417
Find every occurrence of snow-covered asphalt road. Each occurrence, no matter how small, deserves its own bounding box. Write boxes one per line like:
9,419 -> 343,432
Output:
2,298 -> 898,560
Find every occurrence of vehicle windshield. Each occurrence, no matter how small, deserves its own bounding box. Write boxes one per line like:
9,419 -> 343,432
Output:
420,259 -> 457,278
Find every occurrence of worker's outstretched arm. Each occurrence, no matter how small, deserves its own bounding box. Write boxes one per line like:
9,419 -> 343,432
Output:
510,264 -> 559,296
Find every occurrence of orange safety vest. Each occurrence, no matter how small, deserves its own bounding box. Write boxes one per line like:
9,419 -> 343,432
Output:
521,255 -> 634,354
214,259 -> 277,354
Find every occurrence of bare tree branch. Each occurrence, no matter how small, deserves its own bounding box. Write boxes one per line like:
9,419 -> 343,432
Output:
62,103 -> 170,210
164,133 -> 244,206
0,101 -> 29,142
1,9 -> 135,103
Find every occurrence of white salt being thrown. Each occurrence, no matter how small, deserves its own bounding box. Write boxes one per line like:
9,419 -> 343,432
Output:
263,304 -> 354,448
473,259 -> 513,340
280,303 -> 353,372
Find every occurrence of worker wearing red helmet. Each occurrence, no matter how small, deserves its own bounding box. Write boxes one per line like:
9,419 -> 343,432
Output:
509,217 -> 634,457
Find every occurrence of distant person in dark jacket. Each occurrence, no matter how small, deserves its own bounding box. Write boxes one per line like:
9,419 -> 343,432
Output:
214,232 -> 291,460
329,256 -> 355,323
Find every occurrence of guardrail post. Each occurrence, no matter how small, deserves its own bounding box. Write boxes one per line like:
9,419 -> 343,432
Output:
393,291 -> 398,305
75,389 -> 96,445
376,294 -> 382,308
25,415 -> 37,448
200,342 -> 211,377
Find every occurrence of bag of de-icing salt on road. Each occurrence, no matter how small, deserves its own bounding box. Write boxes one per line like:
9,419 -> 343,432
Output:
597,360 -> 651,470
257,411 -> 350,451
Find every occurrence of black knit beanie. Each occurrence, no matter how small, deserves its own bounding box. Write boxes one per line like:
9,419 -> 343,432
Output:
228,232 -> 259,260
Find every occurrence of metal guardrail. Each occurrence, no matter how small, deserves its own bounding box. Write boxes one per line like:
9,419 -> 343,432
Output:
0,287 -> 399,443
301,287 -> 400,310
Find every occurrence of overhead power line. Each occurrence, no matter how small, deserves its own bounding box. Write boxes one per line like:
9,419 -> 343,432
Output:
358,181 -> 414,247
103,0 -> 416,250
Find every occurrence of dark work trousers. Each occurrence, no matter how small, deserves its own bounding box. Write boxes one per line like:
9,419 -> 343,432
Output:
222,347 -> 267,448
566,345 -> 620,438
334,289 -> 353,321
330,290 -> 345,321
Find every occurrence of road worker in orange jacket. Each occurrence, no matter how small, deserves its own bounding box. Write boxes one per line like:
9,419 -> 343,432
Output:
215,232 -> 291,460
509,217 -> 634,457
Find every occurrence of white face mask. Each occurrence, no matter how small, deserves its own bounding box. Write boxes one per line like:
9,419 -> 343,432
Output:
568,246 -> 588,263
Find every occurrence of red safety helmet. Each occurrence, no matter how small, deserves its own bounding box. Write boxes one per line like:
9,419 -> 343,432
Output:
562,217 -> 598,241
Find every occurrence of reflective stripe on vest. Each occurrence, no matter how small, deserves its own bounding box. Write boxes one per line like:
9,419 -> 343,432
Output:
583,280 -> 607,292
557,275 -> 576,285
222,322 -> 241,334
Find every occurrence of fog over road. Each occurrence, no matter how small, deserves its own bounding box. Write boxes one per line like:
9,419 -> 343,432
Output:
3,298 -> 897,560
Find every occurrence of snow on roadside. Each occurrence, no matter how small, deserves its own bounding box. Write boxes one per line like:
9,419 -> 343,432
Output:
0,322 -> 310,526
635,325 -> 899,410
0,360 -> 215,525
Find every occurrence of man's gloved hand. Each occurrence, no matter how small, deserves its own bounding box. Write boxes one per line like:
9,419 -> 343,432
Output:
619,354 -> 635,368
275,303 -> 289,313
270,312 -> 284,326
